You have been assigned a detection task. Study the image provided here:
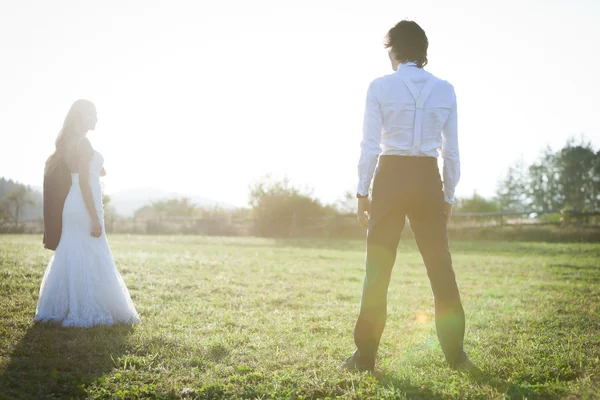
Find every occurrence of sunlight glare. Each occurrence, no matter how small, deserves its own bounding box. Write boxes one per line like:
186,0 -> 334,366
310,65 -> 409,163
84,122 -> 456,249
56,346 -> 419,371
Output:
416,313 -> 428,323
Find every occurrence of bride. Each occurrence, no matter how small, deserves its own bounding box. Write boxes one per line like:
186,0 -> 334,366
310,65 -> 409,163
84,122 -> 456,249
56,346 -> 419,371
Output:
35,99 -> 141,327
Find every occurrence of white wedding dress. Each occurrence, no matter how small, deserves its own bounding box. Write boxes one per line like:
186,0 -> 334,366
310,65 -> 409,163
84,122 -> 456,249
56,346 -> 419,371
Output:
35,150 -> 141,327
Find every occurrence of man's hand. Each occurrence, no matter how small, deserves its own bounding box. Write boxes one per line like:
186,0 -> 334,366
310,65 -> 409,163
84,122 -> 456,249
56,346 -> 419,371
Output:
357,197 -> 371,228
444,202 -> 452,222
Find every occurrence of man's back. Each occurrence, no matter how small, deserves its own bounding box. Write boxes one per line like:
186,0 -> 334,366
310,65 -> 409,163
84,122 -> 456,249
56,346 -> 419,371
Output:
366,62 -> 456,157
359,61 -> 459,204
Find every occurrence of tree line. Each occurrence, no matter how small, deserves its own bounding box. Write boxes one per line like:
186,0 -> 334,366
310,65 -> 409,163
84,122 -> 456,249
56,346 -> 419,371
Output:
129,137 -> 599,236
2,137 -> 599,236
455,137 -> 600,216
0,178 -> 41,226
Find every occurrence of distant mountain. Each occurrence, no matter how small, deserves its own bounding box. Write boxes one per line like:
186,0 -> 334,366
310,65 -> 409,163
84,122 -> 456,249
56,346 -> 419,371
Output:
107,188 -> 237,217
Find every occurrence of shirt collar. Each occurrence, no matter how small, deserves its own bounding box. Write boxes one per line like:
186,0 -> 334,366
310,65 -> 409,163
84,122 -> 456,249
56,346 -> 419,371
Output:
396,61 -> 418,72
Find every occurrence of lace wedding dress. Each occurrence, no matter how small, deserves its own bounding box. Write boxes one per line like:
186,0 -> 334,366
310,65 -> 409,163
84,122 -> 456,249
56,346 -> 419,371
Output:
35,150 -> 141,327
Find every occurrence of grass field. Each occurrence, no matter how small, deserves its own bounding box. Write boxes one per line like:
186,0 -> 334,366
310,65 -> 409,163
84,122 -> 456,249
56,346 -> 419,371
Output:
1,234 -> 599,399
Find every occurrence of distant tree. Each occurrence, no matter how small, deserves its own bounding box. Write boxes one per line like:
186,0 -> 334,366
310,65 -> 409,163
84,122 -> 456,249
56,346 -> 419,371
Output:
134,204 -> 154,220
0,177 -> 17,199
4,186 -> 34,225
594,149 -> 600,209
101,193 -> 121,223
335,190 -> 357,215
1,177 -> 43,220
454,192 -> 500,214
249,175 -> 334,237
497,137 -> 600,213
163,198 -> 197,217
528,147 -> 562,212
497,158 -> 529,211
555,138 -> 599,211
134,197 -> 198,219
334,186 -> 374,215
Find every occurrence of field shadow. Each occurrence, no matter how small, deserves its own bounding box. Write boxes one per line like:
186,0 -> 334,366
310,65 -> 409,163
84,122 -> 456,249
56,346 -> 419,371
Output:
0,323 -> 134,398
461,369 -> 526,398
468,370 -> 560,399
375,372 -> 447,399
377,366 -> 522,399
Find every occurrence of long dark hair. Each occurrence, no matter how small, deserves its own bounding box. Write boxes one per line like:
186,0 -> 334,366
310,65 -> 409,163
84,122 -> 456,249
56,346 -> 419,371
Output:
44,99 -> 95,176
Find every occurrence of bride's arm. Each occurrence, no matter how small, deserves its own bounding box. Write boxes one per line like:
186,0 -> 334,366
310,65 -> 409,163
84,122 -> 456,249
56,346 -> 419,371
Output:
77,138 -> 101,224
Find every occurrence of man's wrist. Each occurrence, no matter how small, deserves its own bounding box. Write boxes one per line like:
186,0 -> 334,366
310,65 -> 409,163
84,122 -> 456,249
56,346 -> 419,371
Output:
356,192 -> 369,199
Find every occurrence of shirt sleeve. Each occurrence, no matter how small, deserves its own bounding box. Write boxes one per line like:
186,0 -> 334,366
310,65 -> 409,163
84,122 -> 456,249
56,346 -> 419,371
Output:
441,94 -> 460,203
356,80 -> 383,196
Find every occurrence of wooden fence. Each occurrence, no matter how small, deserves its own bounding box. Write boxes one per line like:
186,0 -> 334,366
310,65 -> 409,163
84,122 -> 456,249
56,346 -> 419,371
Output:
3,210 -> 599,237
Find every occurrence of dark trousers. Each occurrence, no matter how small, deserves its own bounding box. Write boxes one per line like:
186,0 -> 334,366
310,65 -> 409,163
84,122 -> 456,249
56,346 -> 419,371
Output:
353,155 -> 466,368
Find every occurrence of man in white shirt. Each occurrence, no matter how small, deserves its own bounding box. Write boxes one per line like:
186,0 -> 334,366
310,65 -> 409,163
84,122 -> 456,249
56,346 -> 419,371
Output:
341,20 -> 474,373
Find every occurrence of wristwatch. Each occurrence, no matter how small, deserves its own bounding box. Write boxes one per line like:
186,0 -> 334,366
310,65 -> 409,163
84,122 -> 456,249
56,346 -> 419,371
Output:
356,193 -> 369,199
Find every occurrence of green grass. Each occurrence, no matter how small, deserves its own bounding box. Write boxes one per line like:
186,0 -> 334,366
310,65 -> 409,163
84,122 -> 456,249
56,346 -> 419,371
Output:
1,234 -> 599,399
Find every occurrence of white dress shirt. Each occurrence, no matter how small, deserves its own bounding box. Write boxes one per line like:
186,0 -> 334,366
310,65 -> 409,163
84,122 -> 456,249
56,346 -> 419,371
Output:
357,62 -> 460,204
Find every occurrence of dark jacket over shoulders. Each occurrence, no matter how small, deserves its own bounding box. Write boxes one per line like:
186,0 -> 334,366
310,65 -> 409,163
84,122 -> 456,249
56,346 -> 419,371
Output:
43,160 -> 71,250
